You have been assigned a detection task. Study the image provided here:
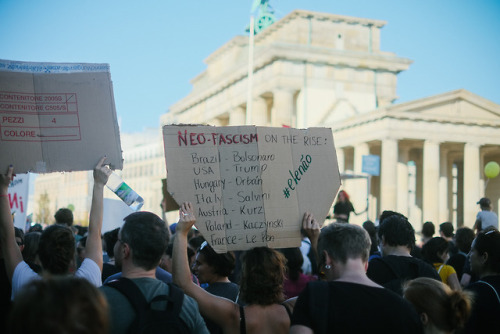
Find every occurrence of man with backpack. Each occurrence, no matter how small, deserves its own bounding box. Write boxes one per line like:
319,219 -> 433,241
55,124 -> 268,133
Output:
99,211 -> 208,334
366,211 -> 440,296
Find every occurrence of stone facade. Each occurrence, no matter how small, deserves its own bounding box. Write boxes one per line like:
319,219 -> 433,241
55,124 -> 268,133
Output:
161,10 -> 500,230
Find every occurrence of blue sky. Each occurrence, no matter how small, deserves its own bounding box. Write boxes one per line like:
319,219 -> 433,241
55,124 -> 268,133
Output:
1,0 -> 499,134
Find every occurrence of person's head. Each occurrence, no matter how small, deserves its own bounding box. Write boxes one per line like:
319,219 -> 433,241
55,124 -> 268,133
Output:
422,237 -> 449,264
337,190 -> 349,203
362,220 -> 379,254
114,212 -> 169,271
103,227 -> 119,259
8,276 -> 109,334
239,247 -> 286,305
22,231 -> 42,265
188,235 -> 205,252
38,224 -> 76,275
318,223 -> 371,280
469,228 -> 500,276
378,212 -> 415,253
29,223 -> 43,232
454,227 -> 475,254
54,208 -> 74,227
14,227 -> 24,251
477,197 -> 492,211
280,247 -> 304,281
439,222 -> 454,239
404,277 -> 472,333
192,241 -> 235,284
421,221 -> 435,239
77,236 -> 87,265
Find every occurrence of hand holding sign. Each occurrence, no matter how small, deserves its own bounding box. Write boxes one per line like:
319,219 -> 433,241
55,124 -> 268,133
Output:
163,125 -> 340,253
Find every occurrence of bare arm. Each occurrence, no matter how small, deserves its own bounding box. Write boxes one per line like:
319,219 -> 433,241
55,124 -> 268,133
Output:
448,272 -> 462,291
0,166 -> 23,283
172,202 -> 240,333
85,157 -> 111,271
290,325 -> 314,334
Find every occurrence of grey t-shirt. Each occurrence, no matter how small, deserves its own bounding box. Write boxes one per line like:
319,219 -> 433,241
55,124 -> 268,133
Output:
100,277 -> 208,334
476,210 -> 499,230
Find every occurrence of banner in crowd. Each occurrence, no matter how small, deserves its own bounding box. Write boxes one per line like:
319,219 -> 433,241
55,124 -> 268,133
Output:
8,173 -> 29,230
0,59 -> 123,173
163,125 -> 341,253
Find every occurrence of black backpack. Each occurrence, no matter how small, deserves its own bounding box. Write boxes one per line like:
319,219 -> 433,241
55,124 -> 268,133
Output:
106,277 -> 190,334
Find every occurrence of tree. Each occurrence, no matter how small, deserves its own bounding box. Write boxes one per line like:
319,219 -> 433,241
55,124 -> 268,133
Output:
36,192 -> 51,225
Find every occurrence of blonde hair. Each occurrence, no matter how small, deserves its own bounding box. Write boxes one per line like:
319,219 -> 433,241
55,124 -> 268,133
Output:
404,277 -> 472,332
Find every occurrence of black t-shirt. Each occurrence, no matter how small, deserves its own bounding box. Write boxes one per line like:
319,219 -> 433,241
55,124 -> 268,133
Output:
464,275 -> 500,334
291,281 -> 423,334
366,255 -> 441,296
447,252 -> 467,281
204,282 -> 240,334
333,202 -> 354,222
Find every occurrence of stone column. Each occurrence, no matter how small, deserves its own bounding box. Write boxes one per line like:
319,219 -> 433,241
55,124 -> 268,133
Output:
352,143 -> 369,223
380,138 -> 398,211
336,147 -> 345,173
439,149 -> 449,223
423,140 -> 440,224
252,97 -> 268,126
271,89 -> 294,127
229,106 -> 246,125
463,143 -> 481,228
397,148 -> 409,216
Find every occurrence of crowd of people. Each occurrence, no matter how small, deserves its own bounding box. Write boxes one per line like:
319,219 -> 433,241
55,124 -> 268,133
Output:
1,163 -> 499,333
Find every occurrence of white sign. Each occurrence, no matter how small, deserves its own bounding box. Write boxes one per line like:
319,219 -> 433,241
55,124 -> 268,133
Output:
8,173 -> 29,230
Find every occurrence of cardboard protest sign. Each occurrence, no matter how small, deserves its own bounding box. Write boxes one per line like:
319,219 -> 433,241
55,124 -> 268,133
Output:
8,173 -> 29,230
0,59 -> 123,173
163,125 -> 340,253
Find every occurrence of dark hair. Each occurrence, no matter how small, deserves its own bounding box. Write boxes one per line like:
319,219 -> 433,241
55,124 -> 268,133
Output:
121,212 -> 169,270
29,223 -> 43,232
404,277 -> 472,332
455,227 -> 475,253
239,247 -> 286,305
38,225 -> 76,275
280,247 -> 304,281
439,222 -> 454,238
422,221 -> 435,238
103,227 -> 120,258
14,227 -> 24,245
473,229 -> 500,273
188,235 -> 206,251
22,231 -> 41,264
8,276 -> 109,334
422,237 -> 449,264
198,242 -> 235,277
378,213 -> 415,248
362,220 -> 379,254
54,208 -> 74,226
319,223 -> 371,264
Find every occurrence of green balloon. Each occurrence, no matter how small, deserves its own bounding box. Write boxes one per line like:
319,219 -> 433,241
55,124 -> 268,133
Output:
484,161 -> 500,179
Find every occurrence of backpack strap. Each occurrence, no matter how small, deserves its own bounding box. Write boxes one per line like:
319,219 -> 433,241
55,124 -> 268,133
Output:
106,277 -> 149,312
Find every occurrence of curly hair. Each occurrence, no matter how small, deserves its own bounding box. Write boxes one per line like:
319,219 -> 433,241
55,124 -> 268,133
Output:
378,212 -> 415,249
38,225 -> 76,275
239,247 -> 286,305
404,277 -> 472,332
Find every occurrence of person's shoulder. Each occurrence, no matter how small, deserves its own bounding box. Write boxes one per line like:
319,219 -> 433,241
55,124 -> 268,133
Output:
155,266 -> 173,283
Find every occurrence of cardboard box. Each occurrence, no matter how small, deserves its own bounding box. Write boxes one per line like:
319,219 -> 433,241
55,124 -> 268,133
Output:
163,125 -> 341,253
0,59 -> 123,173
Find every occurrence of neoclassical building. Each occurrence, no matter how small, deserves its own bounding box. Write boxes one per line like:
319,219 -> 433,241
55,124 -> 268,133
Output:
161,10 -> 500,230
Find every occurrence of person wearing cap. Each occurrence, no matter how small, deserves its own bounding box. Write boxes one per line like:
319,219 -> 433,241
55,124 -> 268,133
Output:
473,197 -> 498,235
